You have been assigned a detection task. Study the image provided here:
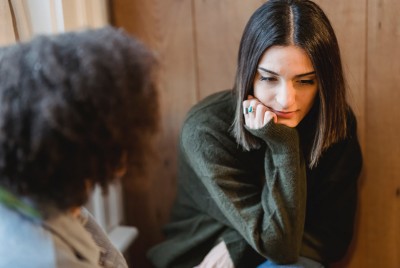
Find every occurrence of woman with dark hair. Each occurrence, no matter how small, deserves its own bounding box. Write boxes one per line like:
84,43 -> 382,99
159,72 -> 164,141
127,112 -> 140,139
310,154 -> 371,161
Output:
148,0 -> 362,267
0,27 -> 158,267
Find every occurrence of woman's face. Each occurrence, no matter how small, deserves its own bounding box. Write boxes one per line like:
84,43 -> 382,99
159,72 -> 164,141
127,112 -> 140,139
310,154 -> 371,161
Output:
253,45 -> 318,127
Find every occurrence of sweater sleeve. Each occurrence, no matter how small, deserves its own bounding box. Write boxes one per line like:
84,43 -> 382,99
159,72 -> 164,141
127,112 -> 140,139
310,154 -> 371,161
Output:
181,118 -> 307,264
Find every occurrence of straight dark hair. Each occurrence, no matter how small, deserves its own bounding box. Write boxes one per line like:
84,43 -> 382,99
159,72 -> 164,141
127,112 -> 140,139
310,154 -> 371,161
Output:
232,0 -> 348,167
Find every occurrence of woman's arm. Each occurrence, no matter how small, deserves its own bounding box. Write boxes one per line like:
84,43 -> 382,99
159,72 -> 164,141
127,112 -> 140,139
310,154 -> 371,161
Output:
181,117 -> 307,264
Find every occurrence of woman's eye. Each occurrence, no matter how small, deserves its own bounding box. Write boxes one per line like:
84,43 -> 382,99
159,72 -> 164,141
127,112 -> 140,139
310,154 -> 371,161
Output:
260,76 -> 277,82
298,79 -> 315,85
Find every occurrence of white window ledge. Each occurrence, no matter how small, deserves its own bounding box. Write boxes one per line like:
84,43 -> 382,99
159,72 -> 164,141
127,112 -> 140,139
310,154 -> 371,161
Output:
108,225 -> 138,254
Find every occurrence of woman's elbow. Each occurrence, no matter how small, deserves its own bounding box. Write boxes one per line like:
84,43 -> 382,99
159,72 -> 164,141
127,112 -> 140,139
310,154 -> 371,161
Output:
257,234 -> 300,264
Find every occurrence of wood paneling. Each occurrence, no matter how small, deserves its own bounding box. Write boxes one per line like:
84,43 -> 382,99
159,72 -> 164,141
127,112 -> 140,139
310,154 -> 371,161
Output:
356,0 -> 400,266
193,0 -> 264,99
62,0 -> 109,31
0,0 -> 16,45
9,0 -> 33,41
111,0 -> 400,267
111,0 -> 197,267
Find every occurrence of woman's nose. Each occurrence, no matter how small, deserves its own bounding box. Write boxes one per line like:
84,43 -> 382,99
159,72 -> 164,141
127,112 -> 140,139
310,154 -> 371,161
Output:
275,82 -> 295,109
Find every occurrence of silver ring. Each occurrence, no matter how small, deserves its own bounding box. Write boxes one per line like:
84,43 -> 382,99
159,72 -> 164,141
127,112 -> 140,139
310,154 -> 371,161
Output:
243,107 -> 249,114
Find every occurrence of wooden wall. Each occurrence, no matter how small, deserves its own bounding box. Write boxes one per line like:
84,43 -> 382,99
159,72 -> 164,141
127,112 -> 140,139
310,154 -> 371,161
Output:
110,0 -> 400,267
0,0 -> 17,45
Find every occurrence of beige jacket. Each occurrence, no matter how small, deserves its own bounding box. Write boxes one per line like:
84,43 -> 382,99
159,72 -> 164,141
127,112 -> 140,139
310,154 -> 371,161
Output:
0,203 -> 127,268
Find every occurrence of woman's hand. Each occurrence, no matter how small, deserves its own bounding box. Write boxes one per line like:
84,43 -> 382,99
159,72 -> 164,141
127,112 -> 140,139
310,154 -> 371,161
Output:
243,95 -> 277,129
194,241 -> 234,268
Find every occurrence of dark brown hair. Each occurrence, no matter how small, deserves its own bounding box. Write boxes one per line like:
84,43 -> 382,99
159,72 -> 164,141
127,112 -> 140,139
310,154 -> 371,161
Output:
232,0 -> 348,167
0,26 -> 158,210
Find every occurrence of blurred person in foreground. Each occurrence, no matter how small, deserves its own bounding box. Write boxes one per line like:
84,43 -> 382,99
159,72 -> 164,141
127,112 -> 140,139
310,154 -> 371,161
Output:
0,26 -> 158,268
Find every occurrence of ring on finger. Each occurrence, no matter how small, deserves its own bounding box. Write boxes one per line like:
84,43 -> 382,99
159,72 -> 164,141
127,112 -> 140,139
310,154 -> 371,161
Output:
248,105 -> 254,113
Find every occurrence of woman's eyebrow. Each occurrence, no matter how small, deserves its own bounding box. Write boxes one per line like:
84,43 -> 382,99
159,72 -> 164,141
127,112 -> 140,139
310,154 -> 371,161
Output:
257,67 -> 316,78
257,67 -> 279,76
294,71 -> 316,78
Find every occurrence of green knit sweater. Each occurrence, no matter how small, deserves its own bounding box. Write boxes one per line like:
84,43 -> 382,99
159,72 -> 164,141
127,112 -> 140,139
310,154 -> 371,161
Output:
148,90 -> 362,268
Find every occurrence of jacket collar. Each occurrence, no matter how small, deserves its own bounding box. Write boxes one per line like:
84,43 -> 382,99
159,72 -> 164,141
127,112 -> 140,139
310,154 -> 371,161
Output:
41,209 -> 101,266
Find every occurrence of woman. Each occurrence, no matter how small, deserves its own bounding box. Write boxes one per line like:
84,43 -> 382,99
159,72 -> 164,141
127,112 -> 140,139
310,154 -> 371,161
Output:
0,27 -> 158,267
148,0 -> 362,267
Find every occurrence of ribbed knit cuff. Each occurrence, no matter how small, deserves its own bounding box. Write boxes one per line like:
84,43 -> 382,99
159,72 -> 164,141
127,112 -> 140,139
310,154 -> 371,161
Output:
222,228 -> 265,268
245,121 -> 300,154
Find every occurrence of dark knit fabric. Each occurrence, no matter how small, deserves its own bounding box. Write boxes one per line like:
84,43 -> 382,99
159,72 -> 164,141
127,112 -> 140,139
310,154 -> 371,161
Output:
148,90 -> 362,268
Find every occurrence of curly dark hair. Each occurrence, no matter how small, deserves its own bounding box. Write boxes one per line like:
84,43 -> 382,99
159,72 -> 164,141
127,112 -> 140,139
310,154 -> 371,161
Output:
0,26 -> 158,210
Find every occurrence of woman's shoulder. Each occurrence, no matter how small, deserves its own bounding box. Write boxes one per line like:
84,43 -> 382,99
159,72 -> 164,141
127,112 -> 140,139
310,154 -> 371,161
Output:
181,90 -> 235,137
180,90 -> 238,150
345,106 -> 359,137
185,90 -> 235,124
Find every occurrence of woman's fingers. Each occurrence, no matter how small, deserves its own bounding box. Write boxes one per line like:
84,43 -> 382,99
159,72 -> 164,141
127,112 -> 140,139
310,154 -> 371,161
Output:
243,99 -> 259,128
255,105 -> 268,128
263,111 -> 278,125
243,96 -> 276,129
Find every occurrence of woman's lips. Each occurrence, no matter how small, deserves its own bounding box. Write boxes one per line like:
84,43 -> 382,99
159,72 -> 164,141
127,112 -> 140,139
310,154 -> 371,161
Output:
270,109 -> 297,119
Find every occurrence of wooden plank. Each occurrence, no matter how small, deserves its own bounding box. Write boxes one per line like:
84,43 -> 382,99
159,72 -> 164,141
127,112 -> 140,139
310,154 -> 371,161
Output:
61,0 -> 109,31
194,0 -> 265,100
111,0 -> 197,267
61,0 -> 88,30
9,0 -> 33,41
0,0 -> 17,45
358,0 -> 400,266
